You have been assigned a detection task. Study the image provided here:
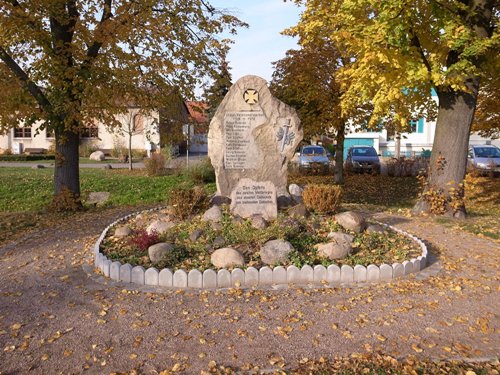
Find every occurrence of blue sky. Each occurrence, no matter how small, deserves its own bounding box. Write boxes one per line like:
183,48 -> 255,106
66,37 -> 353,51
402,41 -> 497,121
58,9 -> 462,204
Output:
209,1 -> 303,83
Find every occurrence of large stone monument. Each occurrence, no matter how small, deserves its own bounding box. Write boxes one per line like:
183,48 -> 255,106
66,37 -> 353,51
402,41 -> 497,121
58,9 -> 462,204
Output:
208,75 -> 302,219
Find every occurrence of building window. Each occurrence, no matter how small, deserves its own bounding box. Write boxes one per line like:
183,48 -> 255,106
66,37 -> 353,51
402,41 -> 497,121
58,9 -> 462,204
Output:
80,126 -> 98,138
133,114 -> 145,132
14,127 -> 32,138
409,118 -> 424,134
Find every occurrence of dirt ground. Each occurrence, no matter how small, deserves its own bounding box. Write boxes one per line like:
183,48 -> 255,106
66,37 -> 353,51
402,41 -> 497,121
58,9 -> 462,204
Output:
0,207 -> 498,374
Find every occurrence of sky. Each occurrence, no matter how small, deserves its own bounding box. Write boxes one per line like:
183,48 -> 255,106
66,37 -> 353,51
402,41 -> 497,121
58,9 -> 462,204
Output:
209,1 -> 303,83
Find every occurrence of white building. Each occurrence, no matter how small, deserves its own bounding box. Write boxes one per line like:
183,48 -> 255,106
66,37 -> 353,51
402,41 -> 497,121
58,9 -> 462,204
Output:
0,101 -> 208,155
343,91 -> 498,158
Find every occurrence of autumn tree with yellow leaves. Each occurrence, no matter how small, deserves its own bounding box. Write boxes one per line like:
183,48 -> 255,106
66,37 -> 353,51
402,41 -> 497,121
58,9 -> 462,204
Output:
288,0 -> 498,217
0,0 -> 244,210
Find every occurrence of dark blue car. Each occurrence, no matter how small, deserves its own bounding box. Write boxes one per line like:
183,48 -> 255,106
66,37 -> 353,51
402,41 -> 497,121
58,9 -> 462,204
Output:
345,146 -> 381,173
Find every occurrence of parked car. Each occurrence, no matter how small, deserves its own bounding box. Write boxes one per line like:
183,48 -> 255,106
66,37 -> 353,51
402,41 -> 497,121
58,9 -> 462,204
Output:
468,145 -> 500,174
297,145 -> 331,174
344,146 -> 381,173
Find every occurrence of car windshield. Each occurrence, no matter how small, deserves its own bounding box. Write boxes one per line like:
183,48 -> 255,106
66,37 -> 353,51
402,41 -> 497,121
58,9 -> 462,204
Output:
474,147 -> 500,158
352,147 -> 377,157
302,147 -> 325,156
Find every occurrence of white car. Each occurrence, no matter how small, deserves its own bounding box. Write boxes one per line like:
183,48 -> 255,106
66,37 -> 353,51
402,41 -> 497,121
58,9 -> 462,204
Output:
468,145 -> 500,174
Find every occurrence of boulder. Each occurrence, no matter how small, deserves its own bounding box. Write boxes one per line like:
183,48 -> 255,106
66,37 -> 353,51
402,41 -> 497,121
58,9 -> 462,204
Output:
86,191 -> 110,207
317,232 -> 354,260
251,215 -> 268,229
288,204 -> 309,218
211,248 -> 245,268
32,164 -> 45,169
148,242 -> 174,263
103,164 -> 112,170
277,195 -> 294,209
207,75 -> 303,198
366,224 -> 385,234
288,184 -> 304,203
89,150 -> 105,161
334,211 -> 366,233
189,229 -> 204,242
210,195 -> 231,206
260,239 -> 294,265
212,236 -> 226,249
146,220 -> 175,235
114,225 -> 132,238
202,205 -> 222,223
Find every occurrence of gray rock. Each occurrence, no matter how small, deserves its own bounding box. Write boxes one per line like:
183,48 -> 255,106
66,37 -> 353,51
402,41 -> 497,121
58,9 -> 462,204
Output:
148,242 -> 174,263
202,205 -> 222,223
211,248 -> 244,268
189,229 -> 204,242
212,236 -> 225,249
114,225 -> 132,238
211,222 -> 223,231
334,211 -> 366,233
208,75 -> 303,198
87,191 -> 110,206
288,203 -> 309,218
232,216 -> 244,225
288,184 -> 304,203
277,195 -> 294,209
251,215 -> 268,229
32,164 -> 45,169
146,220 -> 175,235
89,150 -> 105,161
366,224 -> 385,233
260,239 -> 294,265
103,164 -> 112,170
210,195 -> 231,206
316,232 -> 354,260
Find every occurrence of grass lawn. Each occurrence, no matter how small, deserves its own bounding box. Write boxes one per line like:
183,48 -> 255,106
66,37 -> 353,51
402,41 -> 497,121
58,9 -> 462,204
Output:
0,166 -> 497,244
0,167 -> 197,212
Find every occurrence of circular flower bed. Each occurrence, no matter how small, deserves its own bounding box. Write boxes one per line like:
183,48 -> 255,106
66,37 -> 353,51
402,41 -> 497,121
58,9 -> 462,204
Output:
94,205 -> 428,289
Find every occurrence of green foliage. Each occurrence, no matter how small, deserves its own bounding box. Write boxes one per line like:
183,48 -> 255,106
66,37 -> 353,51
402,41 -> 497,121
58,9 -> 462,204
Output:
79,142 -> 100,158
183,157 -> 216,184
0,154 -> 55,161
204,53 -> 233,120
302,184 -> 343,213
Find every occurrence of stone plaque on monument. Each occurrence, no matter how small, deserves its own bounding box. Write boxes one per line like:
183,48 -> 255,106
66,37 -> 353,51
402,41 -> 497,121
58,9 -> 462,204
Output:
208,75 -> 303,199
224,111 -> 266,169
230,178 -> 277,220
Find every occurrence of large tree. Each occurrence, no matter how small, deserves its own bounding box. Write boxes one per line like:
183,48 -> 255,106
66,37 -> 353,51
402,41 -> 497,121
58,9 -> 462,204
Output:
0,0 -> 244,209
289,0 -> 498,217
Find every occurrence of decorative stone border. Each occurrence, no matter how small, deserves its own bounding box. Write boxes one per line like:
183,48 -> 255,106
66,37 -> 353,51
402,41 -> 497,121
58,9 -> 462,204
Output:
93,208 -> 429,289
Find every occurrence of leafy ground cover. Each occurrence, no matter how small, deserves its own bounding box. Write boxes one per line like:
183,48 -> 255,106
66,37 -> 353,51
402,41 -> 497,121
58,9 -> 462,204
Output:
100,206 -> 421,271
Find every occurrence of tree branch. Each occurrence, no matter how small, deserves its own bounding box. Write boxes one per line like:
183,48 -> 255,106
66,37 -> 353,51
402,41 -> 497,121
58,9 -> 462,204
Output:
409,29 -> 432,74
85,0 -> 113,61
0,46 -> 52,113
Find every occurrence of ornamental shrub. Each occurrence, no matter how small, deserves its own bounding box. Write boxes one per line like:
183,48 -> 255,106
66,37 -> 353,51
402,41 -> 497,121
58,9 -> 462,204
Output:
128,229 -> 160,251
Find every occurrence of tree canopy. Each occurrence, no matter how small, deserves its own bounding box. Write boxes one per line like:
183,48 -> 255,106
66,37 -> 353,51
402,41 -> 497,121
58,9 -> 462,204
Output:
287,0 -> 498,216
0,0 -> 245,207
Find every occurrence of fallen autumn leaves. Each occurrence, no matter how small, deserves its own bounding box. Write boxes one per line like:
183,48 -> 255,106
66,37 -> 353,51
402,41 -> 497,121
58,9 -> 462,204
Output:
0,207 -> 499,374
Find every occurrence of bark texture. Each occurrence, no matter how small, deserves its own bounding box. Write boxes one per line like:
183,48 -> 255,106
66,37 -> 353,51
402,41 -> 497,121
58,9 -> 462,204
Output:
54,129 -> 81,205
413,79 -> 479,218
334,123 -> 345,184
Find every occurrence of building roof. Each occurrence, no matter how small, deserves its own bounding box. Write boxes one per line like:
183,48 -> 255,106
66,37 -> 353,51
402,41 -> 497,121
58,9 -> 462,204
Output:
186,101 -> 208,124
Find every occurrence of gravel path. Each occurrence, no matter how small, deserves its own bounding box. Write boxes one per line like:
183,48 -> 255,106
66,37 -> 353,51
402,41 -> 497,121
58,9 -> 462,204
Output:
0,207 -> 498,374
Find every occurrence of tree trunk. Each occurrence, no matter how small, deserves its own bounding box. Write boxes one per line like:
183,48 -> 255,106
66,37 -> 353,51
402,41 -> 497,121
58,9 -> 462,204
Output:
128,132 -> 133,171
334,123 -> 345,184
413,78 -> 479,218
395,132 -> 401,159
52,128 -> 82,210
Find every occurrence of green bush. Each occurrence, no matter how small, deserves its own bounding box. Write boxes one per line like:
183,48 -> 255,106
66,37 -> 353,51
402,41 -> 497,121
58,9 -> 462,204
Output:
0,154 -> 55,161
79,141 -> 99,157
183,157 -> 215,184
302,184 -> 343,214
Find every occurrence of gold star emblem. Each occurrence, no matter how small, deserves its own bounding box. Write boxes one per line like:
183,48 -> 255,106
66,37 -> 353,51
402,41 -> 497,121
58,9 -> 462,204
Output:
243,89 -> 259,105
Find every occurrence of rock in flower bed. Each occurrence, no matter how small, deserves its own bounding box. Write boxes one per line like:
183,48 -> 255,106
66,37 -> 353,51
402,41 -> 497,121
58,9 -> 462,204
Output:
99,205 -> 422,272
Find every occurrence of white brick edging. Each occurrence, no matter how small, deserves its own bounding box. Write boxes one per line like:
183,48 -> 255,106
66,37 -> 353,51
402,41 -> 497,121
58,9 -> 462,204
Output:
92,209 -> 429,290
